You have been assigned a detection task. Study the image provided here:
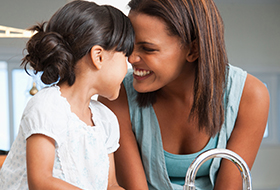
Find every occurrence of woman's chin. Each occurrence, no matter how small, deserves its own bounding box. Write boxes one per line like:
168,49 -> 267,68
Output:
133,83 -> 160,94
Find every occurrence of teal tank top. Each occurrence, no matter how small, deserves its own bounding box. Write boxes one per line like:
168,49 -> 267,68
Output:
164,135 -> 218,186
123,64 -> 247,190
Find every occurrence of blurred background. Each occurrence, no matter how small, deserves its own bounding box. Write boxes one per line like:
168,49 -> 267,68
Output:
0,0 -> 279,189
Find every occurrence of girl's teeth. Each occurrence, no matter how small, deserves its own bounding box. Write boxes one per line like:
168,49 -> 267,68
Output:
134,69 -> 151,77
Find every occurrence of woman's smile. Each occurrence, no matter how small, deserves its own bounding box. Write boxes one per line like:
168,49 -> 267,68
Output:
133,67 -> 153,80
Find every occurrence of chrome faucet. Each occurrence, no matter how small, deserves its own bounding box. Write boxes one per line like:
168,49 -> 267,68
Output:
183,148 -> 252,190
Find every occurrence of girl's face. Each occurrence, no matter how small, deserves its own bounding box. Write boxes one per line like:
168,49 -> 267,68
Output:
100,51 -> 127,100
128,13 -> 190,93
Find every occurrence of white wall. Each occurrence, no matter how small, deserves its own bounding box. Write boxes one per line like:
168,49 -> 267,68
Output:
0,0 -> 280,189
216,2 -> 280,71
89,0 -> 130,15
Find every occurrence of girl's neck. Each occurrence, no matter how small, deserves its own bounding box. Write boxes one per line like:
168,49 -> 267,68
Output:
58,81 -> 96,126
56,55 -> 99,126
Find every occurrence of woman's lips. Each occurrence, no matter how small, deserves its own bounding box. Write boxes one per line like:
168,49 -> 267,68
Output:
133,68 -> 153,80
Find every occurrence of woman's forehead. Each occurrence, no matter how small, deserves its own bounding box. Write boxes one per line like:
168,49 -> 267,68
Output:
129,13 -> 171,44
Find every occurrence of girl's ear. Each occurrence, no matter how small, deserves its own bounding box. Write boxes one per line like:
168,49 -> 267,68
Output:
90,45 -> 104,70
186,40 -> 199,63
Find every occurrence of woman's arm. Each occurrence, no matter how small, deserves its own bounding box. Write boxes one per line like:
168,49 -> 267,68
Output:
214,74 -> 270,190
26,134 -> 81,190
98,84 -> 149,190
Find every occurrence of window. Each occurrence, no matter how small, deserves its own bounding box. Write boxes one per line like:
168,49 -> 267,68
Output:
0,59 -> 46,151
12,69 -> 33,139
263,83 -> 269,139
252,72 -> 279,145
0,61 -> 9,150
12,69 -> 46,139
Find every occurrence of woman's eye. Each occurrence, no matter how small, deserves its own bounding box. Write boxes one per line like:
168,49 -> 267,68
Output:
142,47 -> 156,52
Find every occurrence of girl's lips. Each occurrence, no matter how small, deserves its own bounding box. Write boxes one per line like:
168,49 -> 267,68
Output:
133,68 -> 153,80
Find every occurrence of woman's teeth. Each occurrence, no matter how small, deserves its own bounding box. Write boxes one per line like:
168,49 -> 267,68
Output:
133,69 -> 151,77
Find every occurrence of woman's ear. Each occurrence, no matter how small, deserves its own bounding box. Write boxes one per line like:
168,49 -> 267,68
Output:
186,40 -> 199,63
90,45 -> 104,70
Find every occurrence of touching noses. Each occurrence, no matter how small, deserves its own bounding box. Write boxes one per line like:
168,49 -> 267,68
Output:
128,50 -> 141,64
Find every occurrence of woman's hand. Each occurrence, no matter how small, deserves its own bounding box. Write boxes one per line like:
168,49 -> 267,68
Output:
26,134 -> 82,190
214,74 -> 270,190
99,84 -> 149,190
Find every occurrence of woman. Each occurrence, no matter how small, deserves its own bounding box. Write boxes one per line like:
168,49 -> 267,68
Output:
99,0 -> 269,189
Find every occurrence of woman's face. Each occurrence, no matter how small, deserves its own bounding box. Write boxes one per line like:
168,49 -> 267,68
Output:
128,12 -> 190,93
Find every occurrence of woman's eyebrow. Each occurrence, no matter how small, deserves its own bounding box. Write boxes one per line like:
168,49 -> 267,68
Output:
136,41 -> 156,46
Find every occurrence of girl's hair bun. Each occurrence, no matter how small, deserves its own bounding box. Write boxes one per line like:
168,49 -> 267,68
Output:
22,22 -> 75,85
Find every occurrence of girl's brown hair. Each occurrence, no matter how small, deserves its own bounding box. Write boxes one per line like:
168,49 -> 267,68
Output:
22,0 -> 134,86
128,0 -> 228,136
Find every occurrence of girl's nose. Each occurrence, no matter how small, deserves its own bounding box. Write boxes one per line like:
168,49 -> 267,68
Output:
128,50 -> 141,64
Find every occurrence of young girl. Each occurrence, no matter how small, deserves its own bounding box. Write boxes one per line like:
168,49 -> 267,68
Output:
0,0 -> 134,189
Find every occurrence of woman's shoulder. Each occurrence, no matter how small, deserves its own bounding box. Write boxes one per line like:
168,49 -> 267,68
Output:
241,73 -> 270,106
227,64 -> 268,100
224,64 -> 248,103
227,64 -> 247,82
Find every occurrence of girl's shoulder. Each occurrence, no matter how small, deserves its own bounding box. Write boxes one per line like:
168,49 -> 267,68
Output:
89,99 -> 119,133
90,99 -> 118,123
20,86 -> 70,146
23,86 -> 63,112
21,85 -> 70,127
90,100 -> 120,154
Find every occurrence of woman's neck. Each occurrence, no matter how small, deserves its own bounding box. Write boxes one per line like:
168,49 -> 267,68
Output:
159,62 -> 196,103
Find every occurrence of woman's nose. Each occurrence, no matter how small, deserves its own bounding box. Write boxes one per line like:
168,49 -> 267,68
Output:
128,50 -> 141,64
